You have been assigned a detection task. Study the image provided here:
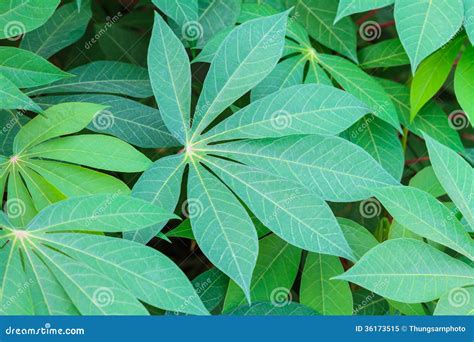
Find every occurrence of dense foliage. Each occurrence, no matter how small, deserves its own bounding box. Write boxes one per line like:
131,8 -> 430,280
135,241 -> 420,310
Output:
0,0 -> 473,316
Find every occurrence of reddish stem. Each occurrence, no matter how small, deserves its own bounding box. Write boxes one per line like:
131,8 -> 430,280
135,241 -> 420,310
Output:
462,133 -> 474,141
379,20 -> 395,28
405,156 -> 429,165
356,9 -> 379,25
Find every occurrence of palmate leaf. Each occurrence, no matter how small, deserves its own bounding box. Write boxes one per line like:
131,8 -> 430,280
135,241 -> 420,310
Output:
20,1 -> 92,59
0,74 -> 41,113
335,0 -> 394,22
148,13 -> 192,144
454,45 -> 474,126
358,38 -> 410,69
317,54 -> 401,130
0,110 -> 29,155
394,0 -> 464,72
204,157 -> 354,260
0,0 -> 60,39
25,135 -> 152,172
294,0 -> 357,62
371,186 -> 474,260
424,133 -> 474,229
197,0 -> 241,47
37,94 -> 179,148
26,61 -> 153,98
0,196 -> 207,315
191,10 -> 289,137
204,84 -> 371,141
0,47 -> 71,88
300,253 -> 353,315
466,0 -> 474,44
127,154 -> 186,243
209,135 -> 399,202
222,233 -> 301,312
335,239 -> 474,303
188,162 -> 258,300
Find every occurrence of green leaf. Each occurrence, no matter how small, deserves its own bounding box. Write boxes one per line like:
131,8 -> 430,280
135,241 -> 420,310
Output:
223,234 -> 301,311
424,133 -> 474,229
188,162 -> 258,299
192,28 -> 232,63
335,238 -> 474,303
295,0 -> 357,62
394,0 -> 464,72
205,84 -> 371,141
26,159 -> 130,196
251,55 -> 306,101
36,94 -> 179,148
191,268 -> 228,312
335,0 -> 394,22
409,166 -> 445,198
127,154 -> 186,243
37,245 -> 148,315
434,286 -> 474,315
13,102 -> 106,154
191,11 -> 289,136
197,0 -> 241,46
347,116 -> 404,180
7,169 -> 37,226
226,302 -> 318,315
305,58 -> 332,85
378,78 -> 465,153
410,36 -> 463,121
20,167 -> 65,210
19,1 -> 92,59
358,38 -> 410,69
300,253 -> 353,315
26,61 -> 153,98
27,194 -> 176,233
42,233 -> 208,315
166,218 -> 195,240
0,74 -> 41,113
465,0 -> 474,44
338,218 -> 379,261
353,289 -> 388,315
454,45 -> 474,126
205,157 -> 354,259
210,135 -> 399,202
0,109 -> 29,155
317,54 -> 400,130
0,47 -> 71,88
149,13 -> 192,144
0,0 -> 60,39
152,0 -> 197,28
26,134 -> 152,172
371,186 -> 474,260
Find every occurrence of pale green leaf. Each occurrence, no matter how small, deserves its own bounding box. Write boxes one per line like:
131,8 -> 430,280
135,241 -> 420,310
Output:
152,0 -> 197,28
434,286 -> 474,315
0,74 -> 41,113
336,0 -> 394,22
358,38 -> 410,69
454,44 -> 474,126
